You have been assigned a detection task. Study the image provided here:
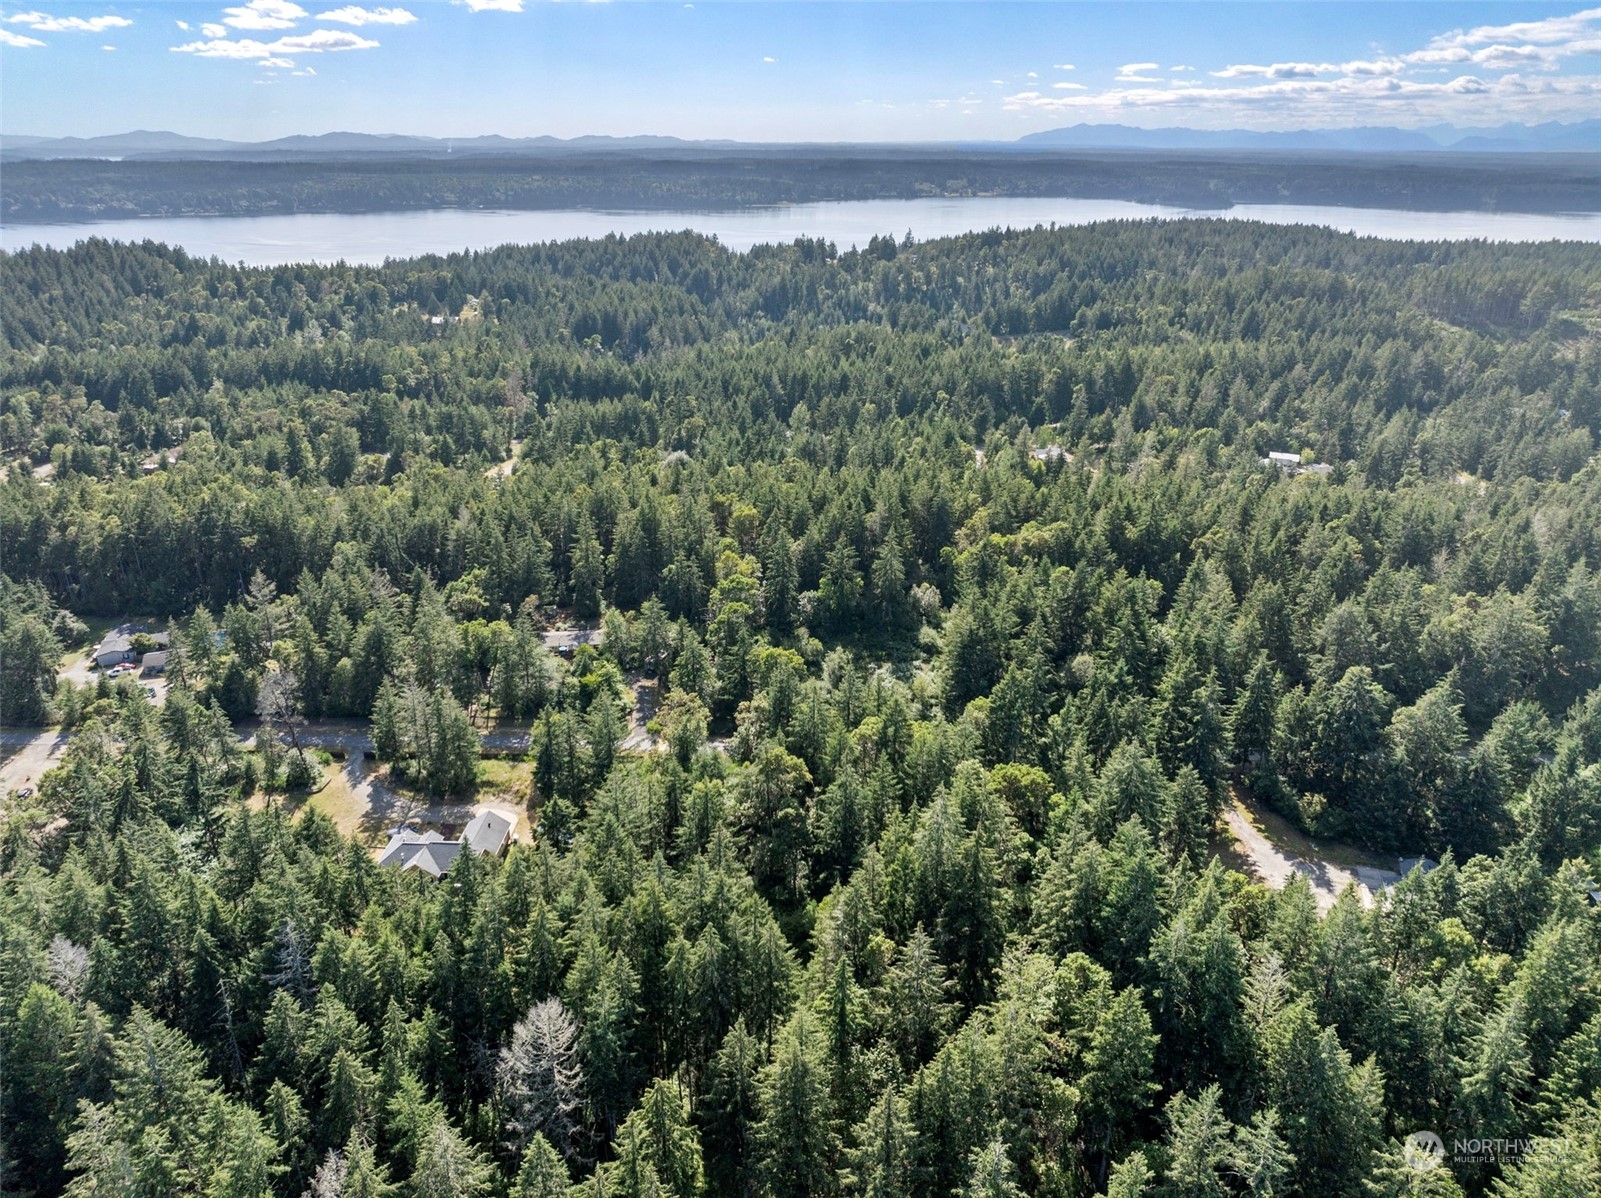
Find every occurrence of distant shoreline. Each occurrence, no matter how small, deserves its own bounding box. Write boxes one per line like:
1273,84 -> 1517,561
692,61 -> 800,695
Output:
8,198 -> 1601,267
5,149 -> 1600,226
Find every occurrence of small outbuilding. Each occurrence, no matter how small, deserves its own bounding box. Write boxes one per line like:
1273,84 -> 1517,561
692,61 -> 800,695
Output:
463,809 -> 514,858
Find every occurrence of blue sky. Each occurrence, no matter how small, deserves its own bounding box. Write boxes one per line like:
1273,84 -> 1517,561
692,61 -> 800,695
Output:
3,3 -> 1600,141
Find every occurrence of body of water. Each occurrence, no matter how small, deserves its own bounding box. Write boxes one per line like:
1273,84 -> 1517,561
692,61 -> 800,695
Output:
6,196 -> 1601,265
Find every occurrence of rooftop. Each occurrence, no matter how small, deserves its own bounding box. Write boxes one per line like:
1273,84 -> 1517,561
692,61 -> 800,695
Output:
378,832 -> 463,879
463,809 -> 514,856
379,809 -> 516,878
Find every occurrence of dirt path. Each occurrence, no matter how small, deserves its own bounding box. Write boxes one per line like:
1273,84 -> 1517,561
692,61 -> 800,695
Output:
486,440 -> 523,479
619,673 -> 661,753
1219,795 -> 1397,913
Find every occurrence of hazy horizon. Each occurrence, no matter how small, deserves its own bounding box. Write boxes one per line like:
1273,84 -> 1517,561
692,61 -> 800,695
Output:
7,116 -> 1601,147
4,3 -> 1601,143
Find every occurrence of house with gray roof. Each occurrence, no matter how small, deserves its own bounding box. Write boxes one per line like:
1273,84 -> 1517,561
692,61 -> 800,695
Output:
93,632 -> 137,670
377,830 -> 464,880
93,626 -> 170,671
379,809 -> 515,879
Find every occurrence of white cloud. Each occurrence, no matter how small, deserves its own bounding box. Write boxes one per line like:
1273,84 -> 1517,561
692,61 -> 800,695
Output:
1027,71 -> 1037,78
983,6 -> 1601,129
1405,46 -> 1472,66
203,23 -> 228,36
172,26 -> 378,58
260,26 -> 376,50
1214,56 -> 1414,80
223,0 -> 307,31
1412,9 -> 1601,70
1470,43 -> 1561,69
1002,68 -> 1601,127
1052,63 -> 1073,70
258,55 -> 293,66
1213,61 -> 1323,79
293,65 -> 316,74
762,55 -> 774,63
6,11 -> 134,33
0,26 -> 44,45
171,37 -> 278,57
317,6 -> 416,25
101,43 -> 113,49
175,19 -> 190,29
460,0 -> 522,11
1427,8 -> 1601,49
1340,58 -> 1406,76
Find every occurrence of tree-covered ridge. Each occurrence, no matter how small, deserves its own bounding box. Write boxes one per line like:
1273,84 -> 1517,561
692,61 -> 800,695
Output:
6,150 -> 1601,223
1,222 -> 1600,1198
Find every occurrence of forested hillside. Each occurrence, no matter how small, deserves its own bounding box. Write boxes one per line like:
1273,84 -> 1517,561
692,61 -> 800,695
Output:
7,149 -> 1601,224
2,223 -> 1600,1198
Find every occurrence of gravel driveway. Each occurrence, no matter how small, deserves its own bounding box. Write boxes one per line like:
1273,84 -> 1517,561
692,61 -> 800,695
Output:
1221,796 -> 1384,913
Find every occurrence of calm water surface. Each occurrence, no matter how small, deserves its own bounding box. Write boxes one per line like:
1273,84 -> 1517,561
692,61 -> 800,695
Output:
6,196 -> 1601,264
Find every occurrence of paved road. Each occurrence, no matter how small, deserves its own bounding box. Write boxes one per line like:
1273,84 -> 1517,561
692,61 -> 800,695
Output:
5,715 -> 554,793
239,719 -> 538,755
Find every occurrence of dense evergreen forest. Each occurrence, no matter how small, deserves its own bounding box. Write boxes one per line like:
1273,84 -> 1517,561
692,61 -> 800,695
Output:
7,149 -> 1601,224
2,221 -> 1601,1198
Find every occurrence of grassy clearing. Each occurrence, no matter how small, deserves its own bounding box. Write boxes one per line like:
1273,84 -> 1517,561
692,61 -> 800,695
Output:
477,757 -> 532,796
304,765 -> 379,843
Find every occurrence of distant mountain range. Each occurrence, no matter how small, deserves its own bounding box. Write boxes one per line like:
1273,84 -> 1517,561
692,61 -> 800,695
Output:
1015,120 -> 1601,153
3,121 -> 1598,161
0,130 -> 744,160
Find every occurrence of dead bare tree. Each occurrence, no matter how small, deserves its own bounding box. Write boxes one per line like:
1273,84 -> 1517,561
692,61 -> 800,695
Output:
497,997 -> 584,1161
